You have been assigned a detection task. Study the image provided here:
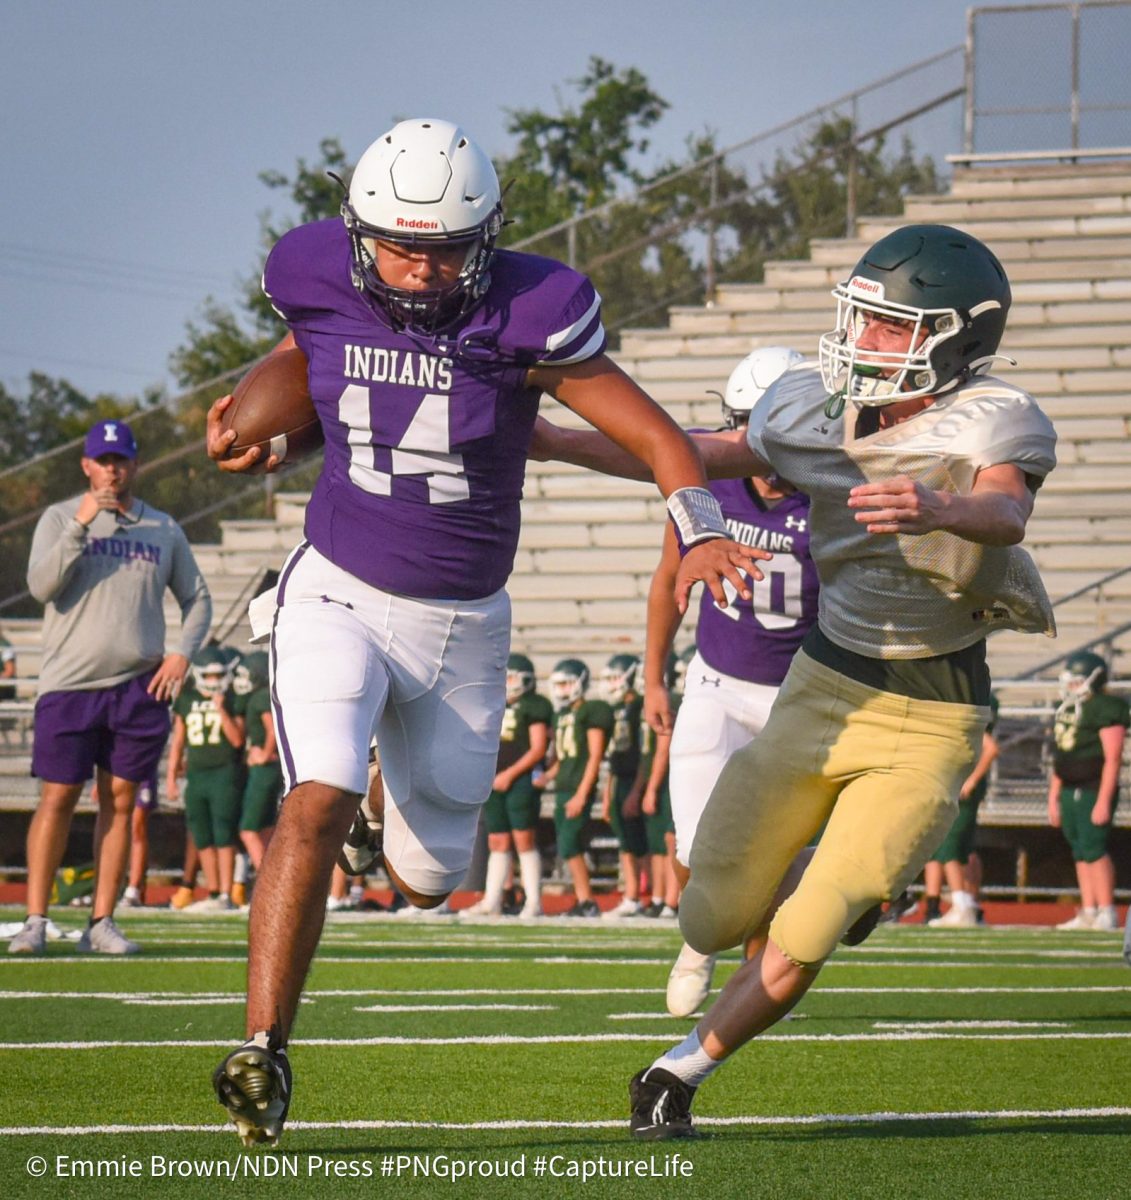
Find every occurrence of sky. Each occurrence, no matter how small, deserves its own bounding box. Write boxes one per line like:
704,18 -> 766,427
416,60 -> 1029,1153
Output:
0,0 -> 1046,403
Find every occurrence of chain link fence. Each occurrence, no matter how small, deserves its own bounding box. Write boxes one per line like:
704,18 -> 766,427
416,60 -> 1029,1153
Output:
965,1 -> 1131,155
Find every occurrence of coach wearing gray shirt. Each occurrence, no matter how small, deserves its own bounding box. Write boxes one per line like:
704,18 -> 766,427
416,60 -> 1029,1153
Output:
8,419 -> 212,956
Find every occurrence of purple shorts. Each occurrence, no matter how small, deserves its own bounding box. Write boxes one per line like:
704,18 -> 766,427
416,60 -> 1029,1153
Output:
134,770 -> 161,812
31,671 -> 171,786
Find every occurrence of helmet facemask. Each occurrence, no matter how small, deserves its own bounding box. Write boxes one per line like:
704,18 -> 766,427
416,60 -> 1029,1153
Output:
819,225 -> 1011,407
549,667 -> 587,713
506,665 -> 536,704
1058,664 -> 1105,706
819,286 -> 966,406
599,657 -> 639,705
344,204 -> 502,334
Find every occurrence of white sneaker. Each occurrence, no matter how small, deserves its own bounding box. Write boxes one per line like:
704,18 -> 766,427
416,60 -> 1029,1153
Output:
460,898 -> 502,918
657,905 -> 678,920
8,915 -> 47,955
518,901 -> 543,918
603,898 -> 642,919
1056,911 -> 1095,931
325,895 -> 355,912
928,905 -> 978,928
666,944 -> 717,1017
187,895 -> 236,913
395,898 -> 451,918
1092,907 -> 1118,931
76,917 -> 140,955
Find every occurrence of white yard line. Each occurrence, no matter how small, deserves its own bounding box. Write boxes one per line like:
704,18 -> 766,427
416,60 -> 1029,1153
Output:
2,1030 -> 1130,1050
2,1106 -> 1129,1137
352,1004 -> 557,1013
1,984 -> 1128,1002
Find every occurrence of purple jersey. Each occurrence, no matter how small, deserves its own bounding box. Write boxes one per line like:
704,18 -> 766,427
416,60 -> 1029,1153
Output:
695,477 -> 819,686
263,219 -> 606,600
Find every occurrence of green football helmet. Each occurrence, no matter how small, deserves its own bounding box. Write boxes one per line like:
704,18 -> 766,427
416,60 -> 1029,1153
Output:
1058,650 -> 1108,704
233,650 -> 270,695
506,652 -> 537,703
819,224 -> 1011,405
599,653 -> 640,704
191,645 -> 235,696
549,658 -> 589,712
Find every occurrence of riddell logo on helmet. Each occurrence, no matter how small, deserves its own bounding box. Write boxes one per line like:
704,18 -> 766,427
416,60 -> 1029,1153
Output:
848,276 -> 884,297
395,217 -> 441,230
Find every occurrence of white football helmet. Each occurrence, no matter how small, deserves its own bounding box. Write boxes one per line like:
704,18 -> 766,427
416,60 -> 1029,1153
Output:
342,118 -> 503,333
721,346 -> 804,429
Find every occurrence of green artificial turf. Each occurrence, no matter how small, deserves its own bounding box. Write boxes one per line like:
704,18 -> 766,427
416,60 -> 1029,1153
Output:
0,908 -> 1127,1199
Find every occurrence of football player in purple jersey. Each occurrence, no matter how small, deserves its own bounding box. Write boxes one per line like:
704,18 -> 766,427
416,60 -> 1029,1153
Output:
533,224 -> 1057,1139
640,347 -> 819,1016
204,118 -> 766,1146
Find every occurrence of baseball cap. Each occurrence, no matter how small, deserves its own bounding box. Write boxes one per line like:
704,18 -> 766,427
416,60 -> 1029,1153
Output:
83,419 -> 138,460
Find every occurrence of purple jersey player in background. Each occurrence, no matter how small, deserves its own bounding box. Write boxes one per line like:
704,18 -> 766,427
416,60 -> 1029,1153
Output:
636,348 -> 821,1018
205,117 -> 765,1147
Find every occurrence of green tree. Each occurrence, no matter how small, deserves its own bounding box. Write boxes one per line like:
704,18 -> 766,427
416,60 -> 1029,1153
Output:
170,138 -> 350,389
761,116 -> 941,264
497,57 -> 668,235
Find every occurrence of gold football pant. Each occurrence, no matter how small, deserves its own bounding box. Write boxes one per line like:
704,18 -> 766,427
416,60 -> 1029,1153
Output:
681,651 -> 987,968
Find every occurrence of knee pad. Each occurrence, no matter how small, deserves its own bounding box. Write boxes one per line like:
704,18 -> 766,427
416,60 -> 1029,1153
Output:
768,847 -> 905,968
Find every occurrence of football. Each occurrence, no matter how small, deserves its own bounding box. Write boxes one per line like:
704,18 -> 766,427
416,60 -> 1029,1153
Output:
221,347 -> 323,473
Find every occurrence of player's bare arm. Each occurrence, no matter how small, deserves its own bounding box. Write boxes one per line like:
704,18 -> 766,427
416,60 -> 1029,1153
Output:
643,522 -> 683,734
530,413 -> 767,483
529,359 -> 769,605
205,332 -> 298,474
847,462 -> 1034,544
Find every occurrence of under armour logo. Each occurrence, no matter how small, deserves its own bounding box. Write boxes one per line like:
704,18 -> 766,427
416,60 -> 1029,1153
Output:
699,674 -> 721,688
785,516 -> 807,532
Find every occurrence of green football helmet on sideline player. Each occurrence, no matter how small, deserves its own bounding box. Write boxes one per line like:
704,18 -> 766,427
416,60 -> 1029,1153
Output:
191,645 -> 235,696
233,650 -> 270,696
599,653 -> 640,704
506,653 -> 537,703
1058,650 -> 1108,704
549,658 -> 589,712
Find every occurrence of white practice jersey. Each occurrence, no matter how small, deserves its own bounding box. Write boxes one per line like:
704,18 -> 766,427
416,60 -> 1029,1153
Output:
746,365 -> 1057,659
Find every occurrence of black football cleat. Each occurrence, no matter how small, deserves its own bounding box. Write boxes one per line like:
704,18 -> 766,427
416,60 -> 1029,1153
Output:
629,1066 -> 700,1141
841,902 -> 884,946
213,1031 -> 292,1147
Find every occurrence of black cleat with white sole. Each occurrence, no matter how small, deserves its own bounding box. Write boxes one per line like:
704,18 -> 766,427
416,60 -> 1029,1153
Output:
213,1031 -> 292,1147
629,1066 -> 700,1140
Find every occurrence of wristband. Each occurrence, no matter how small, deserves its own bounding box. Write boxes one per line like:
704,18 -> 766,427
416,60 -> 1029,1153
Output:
667,486 -> 728,549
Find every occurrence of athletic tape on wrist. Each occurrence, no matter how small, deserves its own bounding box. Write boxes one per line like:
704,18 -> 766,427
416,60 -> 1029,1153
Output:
667,487 -> 728,550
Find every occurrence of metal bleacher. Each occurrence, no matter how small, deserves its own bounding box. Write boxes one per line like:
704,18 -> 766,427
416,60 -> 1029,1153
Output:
4,159 -> 1131,838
